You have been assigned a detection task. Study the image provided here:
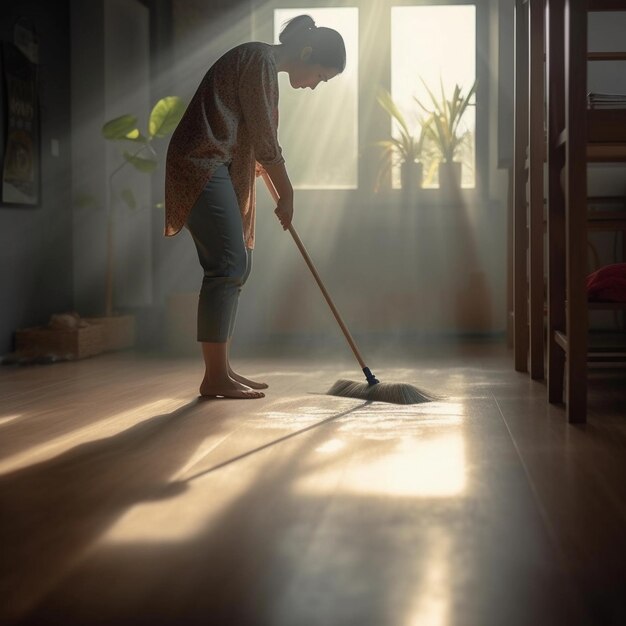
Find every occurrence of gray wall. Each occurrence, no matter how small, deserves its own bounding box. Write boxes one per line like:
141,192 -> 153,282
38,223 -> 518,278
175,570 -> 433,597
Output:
71,0 -> 151,316
0,0 -> 72,355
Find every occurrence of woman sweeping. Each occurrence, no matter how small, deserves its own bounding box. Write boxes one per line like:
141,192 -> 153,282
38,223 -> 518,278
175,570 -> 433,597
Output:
165,15 -> 346,399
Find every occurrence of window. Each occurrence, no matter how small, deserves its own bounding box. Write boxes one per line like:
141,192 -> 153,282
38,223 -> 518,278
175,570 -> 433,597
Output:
391,5 -> 476,188
265,2 -> 483,198
274,7 -> 359,189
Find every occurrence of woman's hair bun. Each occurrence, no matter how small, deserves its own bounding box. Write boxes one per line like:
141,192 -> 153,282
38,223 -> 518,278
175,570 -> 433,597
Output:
278,13 -> 346,73
279,14 -> 316,44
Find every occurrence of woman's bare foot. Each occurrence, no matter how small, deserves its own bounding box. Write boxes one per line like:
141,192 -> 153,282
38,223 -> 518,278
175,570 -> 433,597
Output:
229,369 -> 269,390
199,376 -> 265,399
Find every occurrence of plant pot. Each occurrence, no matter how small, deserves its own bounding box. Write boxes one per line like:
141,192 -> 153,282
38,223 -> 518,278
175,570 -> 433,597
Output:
438,161 -> 462,201
401,161 -> 423,205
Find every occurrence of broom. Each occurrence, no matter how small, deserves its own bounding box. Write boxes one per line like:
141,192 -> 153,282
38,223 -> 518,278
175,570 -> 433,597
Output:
262,172 -> 434,405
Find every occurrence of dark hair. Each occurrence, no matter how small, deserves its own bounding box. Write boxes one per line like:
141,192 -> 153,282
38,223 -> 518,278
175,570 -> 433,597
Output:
279,14 -> 346,73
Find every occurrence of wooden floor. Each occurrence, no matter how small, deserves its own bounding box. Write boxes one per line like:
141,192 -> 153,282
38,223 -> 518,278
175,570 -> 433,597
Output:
0,343 -> 625,626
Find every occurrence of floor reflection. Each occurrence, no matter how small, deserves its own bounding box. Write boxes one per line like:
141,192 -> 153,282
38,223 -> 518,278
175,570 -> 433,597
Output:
299,430 -> 466,498
0,413 -> 22,426
405,528 -> 451,626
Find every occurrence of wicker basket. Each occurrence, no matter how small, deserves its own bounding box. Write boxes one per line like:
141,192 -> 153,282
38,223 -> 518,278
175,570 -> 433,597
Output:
15,324 -> 105,360
85,315 -> 136,352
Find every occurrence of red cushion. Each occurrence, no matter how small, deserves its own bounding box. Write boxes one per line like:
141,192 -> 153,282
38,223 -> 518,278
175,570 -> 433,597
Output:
586,263 -> 626,302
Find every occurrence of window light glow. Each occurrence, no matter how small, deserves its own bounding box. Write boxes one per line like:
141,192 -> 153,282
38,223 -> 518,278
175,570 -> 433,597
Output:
297,432 -> 466,498
391,5 -> 476,188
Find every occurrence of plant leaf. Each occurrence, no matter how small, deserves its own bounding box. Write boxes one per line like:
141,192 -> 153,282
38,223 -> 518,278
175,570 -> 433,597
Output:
415,78 -> 477,163
102,115 -> 138,140
376,87 -> 411,138
149,96 -> 185,138
125,129 -> 148,143
123,151 -> 158,173
420,77 -> 443,115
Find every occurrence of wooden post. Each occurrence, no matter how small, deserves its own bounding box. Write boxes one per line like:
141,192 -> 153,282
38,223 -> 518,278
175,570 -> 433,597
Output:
529,0 -> 546,379
564,0 -> 589,422
546,0 -> 567,404
514,0 -> 530,372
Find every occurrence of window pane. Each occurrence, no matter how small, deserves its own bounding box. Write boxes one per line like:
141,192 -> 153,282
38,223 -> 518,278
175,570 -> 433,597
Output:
391,5 -> 476,188
274,8 -> 358,189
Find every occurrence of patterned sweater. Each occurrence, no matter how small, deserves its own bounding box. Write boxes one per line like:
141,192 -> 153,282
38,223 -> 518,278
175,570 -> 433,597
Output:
164,42 -> 284,248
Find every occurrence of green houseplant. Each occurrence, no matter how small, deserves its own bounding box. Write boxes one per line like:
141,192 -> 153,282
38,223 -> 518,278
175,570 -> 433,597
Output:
375,86 -> 430,195
100,96 -> 185,319
33,96 -> 186,360
415,78 -> 476,192
74,96 -> 185,353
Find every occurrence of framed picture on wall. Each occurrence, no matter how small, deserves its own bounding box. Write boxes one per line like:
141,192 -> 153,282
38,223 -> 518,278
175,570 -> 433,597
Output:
0,41 -> 41,208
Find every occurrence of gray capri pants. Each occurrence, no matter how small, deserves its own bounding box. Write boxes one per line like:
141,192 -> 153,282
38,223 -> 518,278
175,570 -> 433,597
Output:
185,164 -> 252,343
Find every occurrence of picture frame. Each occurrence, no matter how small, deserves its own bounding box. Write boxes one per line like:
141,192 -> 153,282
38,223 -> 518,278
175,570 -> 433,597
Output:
0,40 -> 41,208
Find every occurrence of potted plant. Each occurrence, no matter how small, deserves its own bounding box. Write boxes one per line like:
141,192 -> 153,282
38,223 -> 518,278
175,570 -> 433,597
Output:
84,96 -> 185,351
374,86 -> 430,198
18,96 -> 186,361
415,78 -> 476,194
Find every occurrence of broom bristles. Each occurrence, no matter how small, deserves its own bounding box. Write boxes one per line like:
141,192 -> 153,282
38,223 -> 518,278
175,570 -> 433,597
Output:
327,379 -> 435,405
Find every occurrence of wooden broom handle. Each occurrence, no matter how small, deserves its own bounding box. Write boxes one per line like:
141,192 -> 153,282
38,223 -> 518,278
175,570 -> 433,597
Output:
261,171 -> 367,370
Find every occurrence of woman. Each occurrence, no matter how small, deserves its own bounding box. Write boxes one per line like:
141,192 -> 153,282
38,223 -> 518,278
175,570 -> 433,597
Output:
165,15 -> 346,399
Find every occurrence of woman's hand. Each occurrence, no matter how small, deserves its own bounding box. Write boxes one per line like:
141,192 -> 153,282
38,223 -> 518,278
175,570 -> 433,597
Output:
255,162 -> 265,178
261,161 -> 294,230
274,197 -> 294,230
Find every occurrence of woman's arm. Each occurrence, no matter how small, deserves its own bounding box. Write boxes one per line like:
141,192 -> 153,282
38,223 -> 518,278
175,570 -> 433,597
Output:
263,161 -> 294,230
239,49 -> 293,228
